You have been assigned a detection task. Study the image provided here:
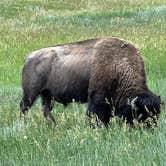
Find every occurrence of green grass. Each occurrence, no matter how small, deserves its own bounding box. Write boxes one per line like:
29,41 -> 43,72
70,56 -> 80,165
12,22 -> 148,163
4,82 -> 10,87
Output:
0,0 -> 166,165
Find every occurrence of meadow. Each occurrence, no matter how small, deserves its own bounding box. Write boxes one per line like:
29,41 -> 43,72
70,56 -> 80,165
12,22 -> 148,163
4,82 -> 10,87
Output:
0,0 -> 166,165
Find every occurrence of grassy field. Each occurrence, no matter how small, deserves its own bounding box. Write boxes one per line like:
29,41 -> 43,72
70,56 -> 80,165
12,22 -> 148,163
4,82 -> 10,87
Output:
0,0 -> 166,165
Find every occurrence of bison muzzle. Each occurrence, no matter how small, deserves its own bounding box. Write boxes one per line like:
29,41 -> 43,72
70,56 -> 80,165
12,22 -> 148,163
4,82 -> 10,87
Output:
20,37 -> 161,127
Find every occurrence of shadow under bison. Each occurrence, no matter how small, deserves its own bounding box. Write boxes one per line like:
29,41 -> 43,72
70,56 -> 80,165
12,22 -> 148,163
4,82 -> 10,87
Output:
20,37 -> 161,127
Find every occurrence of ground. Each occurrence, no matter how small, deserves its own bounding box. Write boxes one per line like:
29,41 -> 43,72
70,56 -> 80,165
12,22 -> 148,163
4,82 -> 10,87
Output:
0,0 -> 166,165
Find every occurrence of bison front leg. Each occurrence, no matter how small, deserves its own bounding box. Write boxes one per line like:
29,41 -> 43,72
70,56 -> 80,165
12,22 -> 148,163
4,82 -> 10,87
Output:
87,92 -> 112,127
41,91 -> 56,125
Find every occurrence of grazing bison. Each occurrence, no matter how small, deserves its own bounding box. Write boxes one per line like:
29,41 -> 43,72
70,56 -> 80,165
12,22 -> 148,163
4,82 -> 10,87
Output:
20,37 -> 161,127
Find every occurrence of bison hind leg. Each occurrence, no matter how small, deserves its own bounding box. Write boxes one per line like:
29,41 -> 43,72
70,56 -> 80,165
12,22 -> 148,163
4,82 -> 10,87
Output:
20,96 -> 30,118
41,90 -> 56,125
20,92 -> 38,121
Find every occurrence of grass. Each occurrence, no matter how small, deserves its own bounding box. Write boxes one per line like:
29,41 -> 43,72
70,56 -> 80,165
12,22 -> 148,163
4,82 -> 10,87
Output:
0,0 -> 166,165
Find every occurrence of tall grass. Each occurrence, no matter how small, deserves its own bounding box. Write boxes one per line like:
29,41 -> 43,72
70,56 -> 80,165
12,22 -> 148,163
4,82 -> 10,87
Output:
0,0 -> 166,165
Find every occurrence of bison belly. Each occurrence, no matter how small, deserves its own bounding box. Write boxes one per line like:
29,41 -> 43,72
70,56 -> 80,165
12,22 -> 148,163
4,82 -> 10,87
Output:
47,56 -> 90,104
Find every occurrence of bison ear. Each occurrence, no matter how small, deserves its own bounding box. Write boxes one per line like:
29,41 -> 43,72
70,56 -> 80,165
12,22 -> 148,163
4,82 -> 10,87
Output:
131,97 -> 138,110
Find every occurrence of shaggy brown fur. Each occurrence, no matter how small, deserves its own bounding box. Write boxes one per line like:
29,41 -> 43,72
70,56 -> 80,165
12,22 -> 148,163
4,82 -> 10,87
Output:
20,37 -> 161,127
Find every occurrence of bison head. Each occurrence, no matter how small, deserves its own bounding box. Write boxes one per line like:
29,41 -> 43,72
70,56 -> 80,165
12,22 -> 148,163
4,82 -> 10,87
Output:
129,92 -> 161,126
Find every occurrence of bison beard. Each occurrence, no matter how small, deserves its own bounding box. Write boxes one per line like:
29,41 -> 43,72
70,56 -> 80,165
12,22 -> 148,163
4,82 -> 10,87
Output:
20,37 -> 161,127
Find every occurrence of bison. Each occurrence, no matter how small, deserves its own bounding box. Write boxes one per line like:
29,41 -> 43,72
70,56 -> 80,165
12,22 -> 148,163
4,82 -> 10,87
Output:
20,37 -> 161,127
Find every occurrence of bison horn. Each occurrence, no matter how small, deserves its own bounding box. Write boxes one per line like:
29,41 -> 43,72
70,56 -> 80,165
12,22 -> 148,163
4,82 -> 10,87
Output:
138,114 -> 143,120
144,105 -> 150,114
131,96 -> 138,110
153,108 -> 158,114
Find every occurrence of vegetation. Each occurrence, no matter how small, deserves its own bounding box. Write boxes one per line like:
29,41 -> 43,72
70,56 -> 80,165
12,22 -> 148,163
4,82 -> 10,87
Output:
0,0 -> 166,165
